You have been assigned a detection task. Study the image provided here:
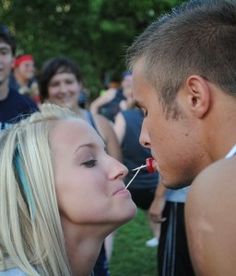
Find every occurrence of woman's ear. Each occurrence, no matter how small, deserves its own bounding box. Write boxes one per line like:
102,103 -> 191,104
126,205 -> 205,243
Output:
185,75 -> 211,118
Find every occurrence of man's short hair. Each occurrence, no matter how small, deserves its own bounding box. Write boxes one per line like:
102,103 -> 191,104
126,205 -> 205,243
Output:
127,0 -> 236,115
0,24 -> 16,55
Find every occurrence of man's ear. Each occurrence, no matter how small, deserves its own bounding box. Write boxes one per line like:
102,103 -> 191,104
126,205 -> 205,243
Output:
185,75 -> 211,118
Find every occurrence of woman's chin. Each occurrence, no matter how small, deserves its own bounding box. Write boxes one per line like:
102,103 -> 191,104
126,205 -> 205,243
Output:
60,102 -> 73,109
118,204 -> 137,225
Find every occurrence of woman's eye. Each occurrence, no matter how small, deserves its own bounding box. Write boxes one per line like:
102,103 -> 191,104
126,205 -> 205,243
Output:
142,108 -> 148,117
49,82 -> 59,88
82,159 -> 97,168
66,80 -> 74,85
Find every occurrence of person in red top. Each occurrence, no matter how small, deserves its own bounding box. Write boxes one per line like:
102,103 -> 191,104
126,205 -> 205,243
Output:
10,54 -> 40,103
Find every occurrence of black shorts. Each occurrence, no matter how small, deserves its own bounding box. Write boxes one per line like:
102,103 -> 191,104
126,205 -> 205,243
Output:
158,201 -> 195,276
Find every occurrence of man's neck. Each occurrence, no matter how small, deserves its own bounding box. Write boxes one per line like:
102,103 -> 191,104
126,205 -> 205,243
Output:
14,71 -> 27,87
0,80 -> 9,101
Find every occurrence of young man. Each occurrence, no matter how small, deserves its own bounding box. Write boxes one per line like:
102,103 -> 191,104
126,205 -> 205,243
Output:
128,0 -> 236,275
0,25 -> 38,129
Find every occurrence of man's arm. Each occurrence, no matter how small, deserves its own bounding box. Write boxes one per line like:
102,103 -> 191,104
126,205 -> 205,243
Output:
149,181 -> 167,223
113,112 -> 126,144
90,89 -> 116,114
94,113 -> 122,161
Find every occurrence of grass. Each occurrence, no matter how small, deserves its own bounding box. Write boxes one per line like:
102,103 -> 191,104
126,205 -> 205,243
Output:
109,209 -> 158,276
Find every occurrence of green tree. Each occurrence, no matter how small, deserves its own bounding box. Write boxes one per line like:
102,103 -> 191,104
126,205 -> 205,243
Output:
0,0 -> 185,97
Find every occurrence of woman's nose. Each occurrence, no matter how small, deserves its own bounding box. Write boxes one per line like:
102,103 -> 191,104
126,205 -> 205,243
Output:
109,157 -> 128,180
118,163 -> 129,179
59,83 -> 68,94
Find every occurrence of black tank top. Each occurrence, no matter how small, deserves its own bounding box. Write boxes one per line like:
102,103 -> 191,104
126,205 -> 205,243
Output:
121,109 -> 159,189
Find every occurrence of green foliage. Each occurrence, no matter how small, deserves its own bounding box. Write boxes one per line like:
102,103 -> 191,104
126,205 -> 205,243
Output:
0,0 -> 185,97
110,209 -> 157,275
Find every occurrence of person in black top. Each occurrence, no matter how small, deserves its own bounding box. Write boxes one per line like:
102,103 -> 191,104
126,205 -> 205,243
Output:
90,72 -> 131,122
0,24 -> 38,130
114,83 -> 160,249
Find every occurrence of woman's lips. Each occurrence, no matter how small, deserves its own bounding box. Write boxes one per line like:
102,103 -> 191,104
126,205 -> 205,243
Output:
113,186 -> 130,196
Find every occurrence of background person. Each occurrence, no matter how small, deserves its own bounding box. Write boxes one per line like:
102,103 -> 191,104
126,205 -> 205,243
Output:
10,54 -> 40,103
0,104 -> 136,275
127,0 -> 236,275
113,78 -> 160,248
39,56 -> 121,168
90,71 -> 132,122
0,25 -> 38,130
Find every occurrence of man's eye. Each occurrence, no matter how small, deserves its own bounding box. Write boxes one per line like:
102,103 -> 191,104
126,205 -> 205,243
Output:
82,159 -> 97,168
1,49 -> 10,55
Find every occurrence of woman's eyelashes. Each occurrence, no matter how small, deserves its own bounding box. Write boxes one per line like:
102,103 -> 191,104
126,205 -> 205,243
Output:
139,106 -> 147,117
142,108 -> 148,117
81,159 -> 97,168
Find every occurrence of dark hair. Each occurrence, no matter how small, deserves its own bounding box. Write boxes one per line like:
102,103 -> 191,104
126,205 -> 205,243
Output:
39,56 -> 82,102
0,24 -> 16,55
127,0 -> 236,115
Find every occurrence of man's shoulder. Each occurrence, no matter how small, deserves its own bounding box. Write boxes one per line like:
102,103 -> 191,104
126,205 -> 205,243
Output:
186,156 -> 236,220
185,157 -> 236,276
191,157 -> 236,192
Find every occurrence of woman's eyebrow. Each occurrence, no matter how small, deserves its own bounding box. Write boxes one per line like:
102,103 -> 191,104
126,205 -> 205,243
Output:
74,141 -> 105,154
75,143 -> 94,154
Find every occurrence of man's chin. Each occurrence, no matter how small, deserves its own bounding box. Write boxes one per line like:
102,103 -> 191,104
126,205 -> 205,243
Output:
162,180 -> 191,190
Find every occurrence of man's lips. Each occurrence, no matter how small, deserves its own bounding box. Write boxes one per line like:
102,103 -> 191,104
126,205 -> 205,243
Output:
150,154 -> 159,172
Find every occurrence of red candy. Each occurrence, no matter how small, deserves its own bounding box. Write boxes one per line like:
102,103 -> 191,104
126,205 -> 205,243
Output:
146,157 -> 155,173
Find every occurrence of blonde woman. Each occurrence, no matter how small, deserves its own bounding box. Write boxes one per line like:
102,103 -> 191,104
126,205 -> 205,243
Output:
0,104 -> 136,275
39,57 -> 122,272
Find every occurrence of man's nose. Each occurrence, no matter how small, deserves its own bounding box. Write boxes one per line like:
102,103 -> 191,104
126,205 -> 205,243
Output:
139,124 -> 151,149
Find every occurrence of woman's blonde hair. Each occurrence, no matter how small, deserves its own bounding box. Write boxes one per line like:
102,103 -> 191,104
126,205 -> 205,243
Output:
0,104 -> 77,275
